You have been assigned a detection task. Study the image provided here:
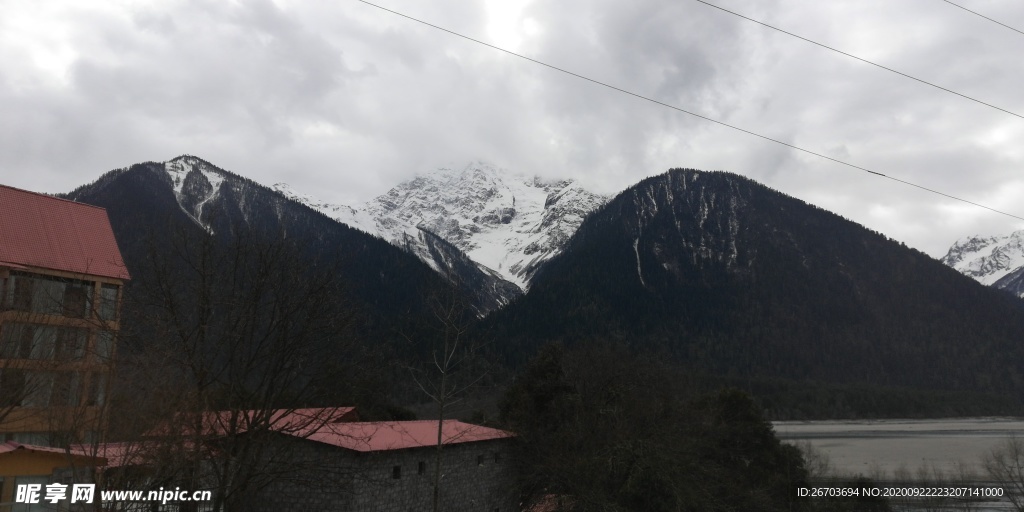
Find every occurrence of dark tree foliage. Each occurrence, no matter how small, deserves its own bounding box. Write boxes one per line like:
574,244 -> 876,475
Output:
501,343 -> 809,512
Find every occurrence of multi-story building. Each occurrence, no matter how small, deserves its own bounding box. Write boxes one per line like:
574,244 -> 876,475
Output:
0,184 -> 129,506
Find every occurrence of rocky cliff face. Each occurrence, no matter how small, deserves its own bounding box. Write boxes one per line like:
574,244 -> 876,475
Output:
942,230 -> 1024,298
275,161 -> 607,298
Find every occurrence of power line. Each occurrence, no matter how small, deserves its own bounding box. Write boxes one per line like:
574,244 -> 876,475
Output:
695,0 -> 1024,122
353,0 -> 1024,222
942,0 -> 1024,37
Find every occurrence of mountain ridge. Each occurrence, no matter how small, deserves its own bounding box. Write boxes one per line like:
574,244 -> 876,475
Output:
486,168 -> 1024,407
61,155 -> 491,321
942,229 -> 1024,298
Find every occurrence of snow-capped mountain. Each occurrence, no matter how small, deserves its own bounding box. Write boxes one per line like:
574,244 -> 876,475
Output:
941,229 -> 1024,298
275,162 -> 608,292
72,155 -> 523,316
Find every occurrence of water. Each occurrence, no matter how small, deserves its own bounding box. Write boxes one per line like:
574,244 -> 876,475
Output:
774,418 -> 1024,511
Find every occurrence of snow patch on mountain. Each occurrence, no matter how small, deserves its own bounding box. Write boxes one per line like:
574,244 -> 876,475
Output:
275,162 -> 608,290
164,156 -> 229,232
941,229 -> 1024,296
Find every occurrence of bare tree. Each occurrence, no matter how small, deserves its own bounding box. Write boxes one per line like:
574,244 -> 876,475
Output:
108,220 -> 370,511
793,441 -> 832,481
406,280 -> 489,512
984,435 -> 1024,512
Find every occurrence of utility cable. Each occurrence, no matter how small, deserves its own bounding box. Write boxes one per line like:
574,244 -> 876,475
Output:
354,0 -> 1024,222
696,0 -> 1024,122
942,0 -> 1024,37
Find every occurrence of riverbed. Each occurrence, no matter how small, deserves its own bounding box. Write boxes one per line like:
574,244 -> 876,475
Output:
775,418 -> 1024,510
775,417 -> 1024,476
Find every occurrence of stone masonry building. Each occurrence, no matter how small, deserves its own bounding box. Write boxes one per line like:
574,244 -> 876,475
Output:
249,419 -> 518,512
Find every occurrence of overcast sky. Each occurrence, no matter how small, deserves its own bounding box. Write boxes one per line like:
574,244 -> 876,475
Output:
3,0 -> 1022,257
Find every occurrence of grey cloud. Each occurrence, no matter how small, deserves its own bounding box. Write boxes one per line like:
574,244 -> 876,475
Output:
1,0 -> 1021,256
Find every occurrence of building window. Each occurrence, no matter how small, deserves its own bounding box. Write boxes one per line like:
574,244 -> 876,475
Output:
0,323 -> 37,359
12,475 -> 50,512
95,330 -> 115,361
494,452 -> 501,464
0,371 -> 81,408
418,461 -> 426,475
51,372 -> 82,406
62,282 -> 90,318
477,454 -> 484,466
55,328 -> 87,360
0,369 -> 27,406
8,273 -> 34,311
82,430 -> 99,445
392,465 -> 401,479
87,373 -> 107,406
21,373 -> 54,407
0,324 -> 88,361
99,283 -> 120,321
4,272 -> 93,317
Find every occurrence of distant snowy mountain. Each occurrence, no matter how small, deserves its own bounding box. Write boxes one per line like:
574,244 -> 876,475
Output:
275,162 -> 608,292
941,230 -> 1024,298
63,155 -> 490,329
71,155 -> 519,316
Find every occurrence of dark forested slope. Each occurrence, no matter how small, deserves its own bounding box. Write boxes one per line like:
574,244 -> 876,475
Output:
486,169 -> 1024,403
64,157 -> 466,341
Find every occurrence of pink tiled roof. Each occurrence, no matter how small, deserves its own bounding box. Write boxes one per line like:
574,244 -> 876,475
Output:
0,184 -> 130,280
86,414 -> 510,469
306,420 -> 513,452
0,441 -> 105,463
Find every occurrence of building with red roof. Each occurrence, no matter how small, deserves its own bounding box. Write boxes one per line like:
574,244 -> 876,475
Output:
239,414 -> 518,512
0,184 -> 129,506
92,407 -> 518,512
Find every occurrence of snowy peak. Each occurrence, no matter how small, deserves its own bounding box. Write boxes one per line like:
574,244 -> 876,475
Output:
164,155 -> 230,232
941,229 -> 1024,297
277,162 -> 608,290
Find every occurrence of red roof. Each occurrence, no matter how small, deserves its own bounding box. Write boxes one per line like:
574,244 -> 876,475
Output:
0,184 -> 129,280
306,420 -> 513,452
88,413 -> 510,469
0,441 -> 105,463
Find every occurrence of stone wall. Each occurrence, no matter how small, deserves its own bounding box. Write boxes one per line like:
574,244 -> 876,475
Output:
251,436 -> 518,512
349,439 -> 518,512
